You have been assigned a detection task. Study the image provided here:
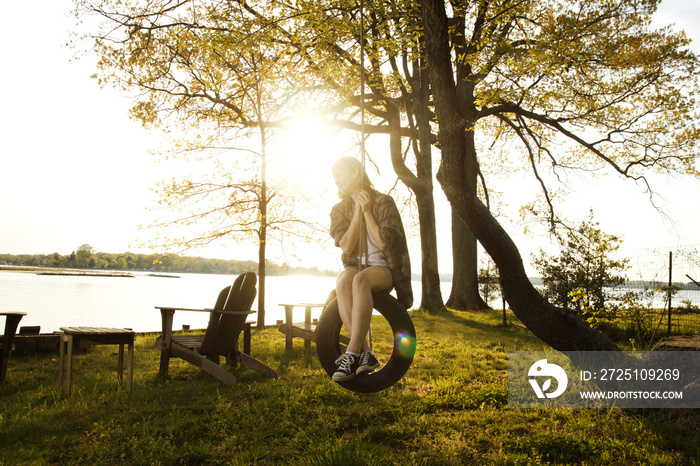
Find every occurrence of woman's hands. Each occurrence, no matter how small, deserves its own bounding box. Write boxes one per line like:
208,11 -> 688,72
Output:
339,189 -> 385,254
352,190 -> 372,214
352,190 -> 387,251
338,190 -> 369,255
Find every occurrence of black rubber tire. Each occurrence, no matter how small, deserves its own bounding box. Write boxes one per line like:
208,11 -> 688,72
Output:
316,291 -> 416,393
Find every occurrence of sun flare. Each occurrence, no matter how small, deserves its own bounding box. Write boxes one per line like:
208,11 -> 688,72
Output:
270,116 -> 342,195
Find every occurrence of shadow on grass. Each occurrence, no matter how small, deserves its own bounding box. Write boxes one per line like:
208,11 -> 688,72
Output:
438,308 -> 508,330
274,345 -> 319,376
632,408 -> 700,464
412,307 -> 535,343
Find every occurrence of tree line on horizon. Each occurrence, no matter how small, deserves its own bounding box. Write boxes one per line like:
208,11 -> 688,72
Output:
0,244 -> 335,277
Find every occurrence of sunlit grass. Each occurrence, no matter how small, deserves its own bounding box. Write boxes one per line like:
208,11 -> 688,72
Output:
0,309 -> 697,464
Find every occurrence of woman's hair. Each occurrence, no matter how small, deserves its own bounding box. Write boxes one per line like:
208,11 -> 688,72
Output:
331,156 -> 374,199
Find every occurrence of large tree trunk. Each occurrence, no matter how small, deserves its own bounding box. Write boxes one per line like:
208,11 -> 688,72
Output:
387,98 -> 445,312
415,186 -> 444,311
447,209 -> 490,311
420,0 -> 619,351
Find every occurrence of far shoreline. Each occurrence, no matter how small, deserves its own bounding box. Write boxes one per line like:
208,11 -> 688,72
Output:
0,264 -> 340,279
0,265 -> 175,278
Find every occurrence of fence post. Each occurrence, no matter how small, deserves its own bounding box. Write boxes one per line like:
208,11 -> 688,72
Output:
668,251 -> 672,336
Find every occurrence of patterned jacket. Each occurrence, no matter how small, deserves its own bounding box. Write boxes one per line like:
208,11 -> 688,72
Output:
330,191 -> 413,309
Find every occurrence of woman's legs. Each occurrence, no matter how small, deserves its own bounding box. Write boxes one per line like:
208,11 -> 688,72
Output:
335,266 -> 393,354
345,266 -> 392,354
335,267 -> 358,345
333,266 -> 393,381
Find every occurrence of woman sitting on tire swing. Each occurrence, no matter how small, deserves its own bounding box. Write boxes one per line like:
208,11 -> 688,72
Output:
329,156 -> 413,382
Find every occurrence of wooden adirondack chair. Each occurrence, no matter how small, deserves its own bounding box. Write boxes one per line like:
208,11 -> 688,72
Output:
155,272 -> 277,384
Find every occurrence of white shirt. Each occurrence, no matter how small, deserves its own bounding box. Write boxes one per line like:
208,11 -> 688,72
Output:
360,226 -> 388,267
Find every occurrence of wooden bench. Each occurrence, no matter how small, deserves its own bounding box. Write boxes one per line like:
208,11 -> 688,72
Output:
0,311 -> 26,383
58,327 -> 135,396
278,303 -> 350,350
11,326 -> 64,354
278,304 -> 324,350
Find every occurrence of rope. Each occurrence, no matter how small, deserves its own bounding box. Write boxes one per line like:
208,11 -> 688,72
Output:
358,0 -> 373,352
358,0 -> 367,273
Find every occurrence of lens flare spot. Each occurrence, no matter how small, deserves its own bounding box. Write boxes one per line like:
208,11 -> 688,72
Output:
393,331 -> 416,359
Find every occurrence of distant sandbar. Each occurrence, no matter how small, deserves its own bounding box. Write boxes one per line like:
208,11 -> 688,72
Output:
1,265 -> 133,277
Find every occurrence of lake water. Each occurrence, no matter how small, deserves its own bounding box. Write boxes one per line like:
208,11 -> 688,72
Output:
0,270 -> 446,333
0,271 -> 336,333
2,270 -> 696,334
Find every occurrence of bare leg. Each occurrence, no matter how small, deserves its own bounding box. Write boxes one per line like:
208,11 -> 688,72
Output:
335,267 -> 358,341
347,266 -> 393,354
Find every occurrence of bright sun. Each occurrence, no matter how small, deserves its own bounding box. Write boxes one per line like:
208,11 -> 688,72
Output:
270,116 -> 343,195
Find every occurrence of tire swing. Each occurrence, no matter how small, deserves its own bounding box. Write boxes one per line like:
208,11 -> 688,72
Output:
314,0 -> 416,393
316,292 -> 416,393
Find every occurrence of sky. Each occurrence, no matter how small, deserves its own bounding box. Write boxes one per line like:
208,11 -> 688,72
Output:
1,0 -> 699,276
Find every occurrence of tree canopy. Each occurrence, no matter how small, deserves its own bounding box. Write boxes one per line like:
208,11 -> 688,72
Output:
419,0 -> 698,350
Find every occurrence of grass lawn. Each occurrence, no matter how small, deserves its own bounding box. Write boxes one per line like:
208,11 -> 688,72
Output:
1,309 -> 698,465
